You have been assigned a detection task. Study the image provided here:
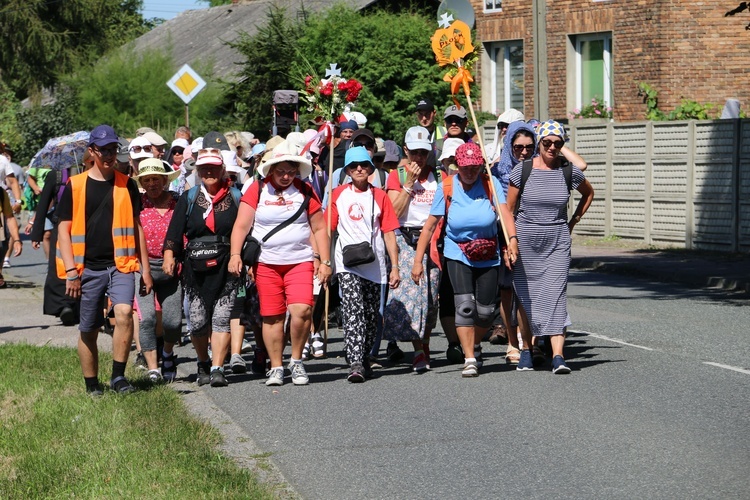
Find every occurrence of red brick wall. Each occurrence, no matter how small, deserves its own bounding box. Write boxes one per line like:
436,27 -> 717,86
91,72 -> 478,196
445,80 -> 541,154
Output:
474,0 -> 750,121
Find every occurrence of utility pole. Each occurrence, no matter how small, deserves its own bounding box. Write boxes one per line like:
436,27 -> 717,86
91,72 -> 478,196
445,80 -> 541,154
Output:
532,0 -> 549,120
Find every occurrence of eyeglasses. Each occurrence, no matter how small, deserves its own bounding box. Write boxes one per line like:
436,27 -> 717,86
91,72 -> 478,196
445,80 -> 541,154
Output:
512,144 -> 535,153
347,162 -> 371,171
541,139 -> 564,149
274,168 -> 298,177
130,145 -> 152,153
95,146 -> 118,157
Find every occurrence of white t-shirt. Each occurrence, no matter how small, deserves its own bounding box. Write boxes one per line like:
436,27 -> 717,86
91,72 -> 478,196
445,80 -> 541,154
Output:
0,155 -> 12,189
241,178 -> 322,265
330,184 -> 400,284
385,168 -> 439,228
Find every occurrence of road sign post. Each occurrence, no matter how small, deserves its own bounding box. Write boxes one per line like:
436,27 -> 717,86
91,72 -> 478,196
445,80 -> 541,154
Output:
166,64 -> 207,128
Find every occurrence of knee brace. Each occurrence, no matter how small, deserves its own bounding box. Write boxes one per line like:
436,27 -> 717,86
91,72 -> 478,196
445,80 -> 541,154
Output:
454,293 -> 476,327
475,302 -> 496,328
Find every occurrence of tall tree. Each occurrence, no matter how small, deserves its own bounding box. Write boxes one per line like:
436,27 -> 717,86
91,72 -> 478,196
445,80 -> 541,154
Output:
0,0 -> 151,99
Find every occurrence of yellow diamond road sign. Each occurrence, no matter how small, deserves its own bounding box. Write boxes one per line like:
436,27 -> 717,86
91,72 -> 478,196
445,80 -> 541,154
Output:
167,64 -> 206,104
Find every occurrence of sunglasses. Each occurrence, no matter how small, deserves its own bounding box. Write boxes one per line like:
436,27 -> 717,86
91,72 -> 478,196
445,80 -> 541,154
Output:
172,148 -> 184,155
95,146 -> 118,157
446,118 -> 465,125
541,139 -> 564,149
130,145 -> 152,153
512,144 -> 535,153
274,168 -> 298,177
347,162 -> 372,171
353,140 -> 375,151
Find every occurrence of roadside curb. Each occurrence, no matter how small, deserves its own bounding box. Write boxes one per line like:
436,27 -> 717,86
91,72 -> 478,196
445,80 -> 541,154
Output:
571,257 -> 750,295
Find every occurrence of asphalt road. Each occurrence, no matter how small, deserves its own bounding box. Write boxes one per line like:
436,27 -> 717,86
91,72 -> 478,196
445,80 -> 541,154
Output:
5,238 -> 749,498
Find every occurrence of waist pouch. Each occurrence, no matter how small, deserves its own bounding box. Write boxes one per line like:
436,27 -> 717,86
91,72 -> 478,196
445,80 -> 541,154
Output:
342,241 -> 376,267
186,236 -> 229,273
400,227 -> 422,248
457,237 -> 498,262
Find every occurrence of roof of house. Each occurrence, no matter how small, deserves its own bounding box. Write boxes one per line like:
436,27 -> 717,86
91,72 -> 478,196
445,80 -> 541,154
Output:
128,0 -> 378,82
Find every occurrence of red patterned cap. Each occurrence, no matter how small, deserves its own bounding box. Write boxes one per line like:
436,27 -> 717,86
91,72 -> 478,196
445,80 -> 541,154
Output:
454,142 -> 484,167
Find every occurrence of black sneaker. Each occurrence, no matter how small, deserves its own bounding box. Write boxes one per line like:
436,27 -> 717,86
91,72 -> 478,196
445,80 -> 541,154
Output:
210,368 -> 228,387
251,347 -> 267,375
196,361 -> 211,386
162,351 -> 177,382
134,352 -> 147,371
445,343 -> 464,364
386,342 -> 405,362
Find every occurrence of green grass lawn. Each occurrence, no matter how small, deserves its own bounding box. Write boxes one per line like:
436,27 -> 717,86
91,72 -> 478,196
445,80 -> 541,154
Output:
0,343 -> 275,498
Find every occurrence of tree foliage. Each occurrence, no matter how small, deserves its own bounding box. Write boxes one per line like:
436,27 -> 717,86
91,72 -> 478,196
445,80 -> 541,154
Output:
64,46 -> 230,139
0,0 -> 151,99
227,4 -> 456,142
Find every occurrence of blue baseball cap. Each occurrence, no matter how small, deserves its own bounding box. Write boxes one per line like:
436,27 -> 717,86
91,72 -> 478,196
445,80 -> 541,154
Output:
344,145 -> 374,169
88,125 -> 119,147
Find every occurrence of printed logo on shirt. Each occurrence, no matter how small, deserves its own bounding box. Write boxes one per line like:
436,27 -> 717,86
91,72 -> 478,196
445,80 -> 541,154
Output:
413,184 -> 434,205
265,197 -> 293,207
348,202 -> 365,221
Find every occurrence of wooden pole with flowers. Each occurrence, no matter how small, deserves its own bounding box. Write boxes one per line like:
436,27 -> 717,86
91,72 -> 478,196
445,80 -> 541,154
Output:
431,14 -> 511,244
301,64 -> 363,344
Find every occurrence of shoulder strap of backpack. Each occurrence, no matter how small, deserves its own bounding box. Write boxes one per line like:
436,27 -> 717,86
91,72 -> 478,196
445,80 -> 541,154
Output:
443,174 -> 454,216
186,185 -> 199,218
229,187 -> 241,207
563,163 -> 573,192
397,165 -> 406,186
338,167 -> 347,185
378,168 -> 386,187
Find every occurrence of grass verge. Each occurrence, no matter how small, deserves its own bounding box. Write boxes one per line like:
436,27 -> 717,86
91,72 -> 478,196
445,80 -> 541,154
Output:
0,343 -> 275,498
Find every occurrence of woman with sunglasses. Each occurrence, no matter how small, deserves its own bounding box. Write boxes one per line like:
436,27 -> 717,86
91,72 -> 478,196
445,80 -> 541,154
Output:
163,146 -> 242,387
229,140 -> 332,387
329,147 -> 400,382
506,120 -> 594,374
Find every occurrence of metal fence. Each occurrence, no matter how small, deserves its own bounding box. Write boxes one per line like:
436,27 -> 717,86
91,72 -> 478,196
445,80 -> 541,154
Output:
555,119 -> 750,252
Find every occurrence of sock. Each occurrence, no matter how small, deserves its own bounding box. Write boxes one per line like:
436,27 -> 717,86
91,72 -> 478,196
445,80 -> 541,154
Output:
112,360 -> 126,380
162,347 -> 173,358
465,357 -> 477,363
290,357 -> 302,365
210,366 -> 223,373
84,376 -> 100,390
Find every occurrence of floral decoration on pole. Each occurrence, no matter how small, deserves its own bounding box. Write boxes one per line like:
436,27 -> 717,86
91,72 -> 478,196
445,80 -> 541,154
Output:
301,63 -> 363,121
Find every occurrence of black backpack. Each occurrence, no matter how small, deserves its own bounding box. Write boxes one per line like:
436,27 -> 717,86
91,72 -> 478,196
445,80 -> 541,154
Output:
515,159 -> 573,215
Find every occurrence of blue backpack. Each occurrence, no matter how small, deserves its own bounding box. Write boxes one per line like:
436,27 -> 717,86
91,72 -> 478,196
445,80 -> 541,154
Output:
185,185 -> 241,218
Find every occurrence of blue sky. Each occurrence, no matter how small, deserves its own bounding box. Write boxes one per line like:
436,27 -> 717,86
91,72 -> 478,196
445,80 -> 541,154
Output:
141,0 -> 208,20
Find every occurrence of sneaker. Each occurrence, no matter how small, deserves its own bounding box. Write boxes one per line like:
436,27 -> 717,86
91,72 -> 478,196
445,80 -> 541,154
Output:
265,367 -> 284,386
412,351 -> 428,373
516,349 -> 534,371
423,344 -> 431,370
311,337 -> 325,358
230,354 -> 247,374
210,368 -> 228,387
134,352 -> 147,371
3,258 -> 10,269
386,342 -> 405,362
461,360 -> 479,377
445,343 -> 464,364
252,348 -> 268,375
347,362 -> 365,383
552,355 -> 571,375
162,352 -> 177,382
241,338 -> 253,354
147,369 -> 163,383
196,361 -> 211,386
290,362 -> 309,386
474,344 -> 484,368
110,376 -> 135,394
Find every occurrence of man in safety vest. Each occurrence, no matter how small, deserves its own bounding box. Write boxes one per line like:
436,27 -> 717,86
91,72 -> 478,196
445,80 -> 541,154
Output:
56,124 -> 152,396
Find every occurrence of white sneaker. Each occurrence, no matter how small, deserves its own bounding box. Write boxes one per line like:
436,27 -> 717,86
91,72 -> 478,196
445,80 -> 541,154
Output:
461,360 -> 478,377
290,362 -> 309,385
265,367 -> 284,386
3,258 -> 10,269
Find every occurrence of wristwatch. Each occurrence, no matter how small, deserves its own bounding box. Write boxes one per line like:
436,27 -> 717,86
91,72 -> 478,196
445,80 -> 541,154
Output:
321,259 -> 332,267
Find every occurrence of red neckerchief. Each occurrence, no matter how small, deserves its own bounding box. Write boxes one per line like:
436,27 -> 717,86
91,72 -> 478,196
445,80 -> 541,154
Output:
205,179 -> 231,233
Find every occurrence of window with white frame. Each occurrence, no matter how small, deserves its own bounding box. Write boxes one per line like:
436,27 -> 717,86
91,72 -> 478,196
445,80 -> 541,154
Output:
574,32 -> 613,110
487,41 -> 523,114
484,0 -> 503,13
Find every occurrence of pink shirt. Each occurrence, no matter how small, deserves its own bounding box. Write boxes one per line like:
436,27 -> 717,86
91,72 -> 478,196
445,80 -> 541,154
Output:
140,193 -> 178,260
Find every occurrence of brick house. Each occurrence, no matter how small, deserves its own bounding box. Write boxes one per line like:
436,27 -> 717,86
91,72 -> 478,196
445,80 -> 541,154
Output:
473,0 -> 750,121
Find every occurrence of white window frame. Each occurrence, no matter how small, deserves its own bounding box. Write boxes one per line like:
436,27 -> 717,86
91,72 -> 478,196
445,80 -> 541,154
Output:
484,0 -> 503,13
488,41 -> 523,113
574,32 -> 612,110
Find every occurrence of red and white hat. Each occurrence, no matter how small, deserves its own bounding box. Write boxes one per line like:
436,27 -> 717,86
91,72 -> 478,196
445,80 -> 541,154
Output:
455,142 -> 484,167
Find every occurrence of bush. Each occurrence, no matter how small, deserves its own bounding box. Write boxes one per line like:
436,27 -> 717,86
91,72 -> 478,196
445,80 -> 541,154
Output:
568,96 -> 612,119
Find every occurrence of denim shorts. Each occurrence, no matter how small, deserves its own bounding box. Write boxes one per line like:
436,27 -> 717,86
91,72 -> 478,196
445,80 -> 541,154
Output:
78,267 -> 136,333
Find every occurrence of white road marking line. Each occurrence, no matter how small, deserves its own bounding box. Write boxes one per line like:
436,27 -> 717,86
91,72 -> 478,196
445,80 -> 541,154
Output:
572,330 -> 655,351
702,362 -> 750,376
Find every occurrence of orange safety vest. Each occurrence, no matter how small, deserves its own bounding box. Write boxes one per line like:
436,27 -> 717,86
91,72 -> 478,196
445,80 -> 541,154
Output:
56,171 -> 139,278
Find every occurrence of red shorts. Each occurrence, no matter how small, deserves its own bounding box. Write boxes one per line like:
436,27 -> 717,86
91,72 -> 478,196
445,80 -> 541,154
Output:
255,261 -> 314,316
